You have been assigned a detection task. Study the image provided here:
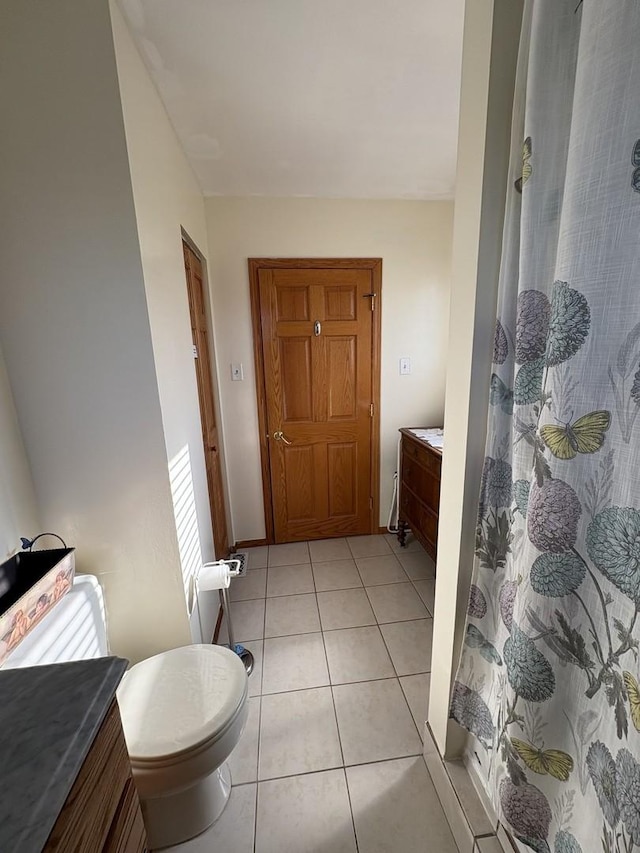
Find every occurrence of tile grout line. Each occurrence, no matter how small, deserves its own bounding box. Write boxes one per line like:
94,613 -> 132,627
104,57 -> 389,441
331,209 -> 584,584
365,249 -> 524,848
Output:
366,621 -> 430,738
373,621 -> 398,679
251,736 -> 259,853
398,676 -> 429,744
251,573 -> 269,853
238,749 -> 427,786
234,571 -> 434,603
341,766 -> 360,853
322,613 -> 429,631
382,566 -> 434,740
362,582 -> 378,624
259,672 -> 431,698
331,564 -> 426,759
364,580 -> 432,624
411,577 -> 435,617
320,629 -> 345,764
238,539 -> 263,853
234,614 -> 434,641
367,582 -> 429,745
321,622 -> 360,853
319,550 -> 370,852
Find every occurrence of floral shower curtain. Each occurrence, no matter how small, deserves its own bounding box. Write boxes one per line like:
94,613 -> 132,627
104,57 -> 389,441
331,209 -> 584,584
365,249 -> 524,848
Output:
451,2 -> 640,851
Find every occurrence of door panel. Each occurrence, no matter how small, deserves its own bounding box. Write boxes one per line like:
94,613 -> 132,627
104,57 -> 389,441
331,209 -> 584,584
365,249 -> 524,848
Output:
324,285 -> 357,320
277,286 -> 310,321
283,445 -> 316,521
327,336 -> 357,420
280,338 -> 313,421
183,242 -> 229,558
258,265 -> 376,542
327,442 -> 357,517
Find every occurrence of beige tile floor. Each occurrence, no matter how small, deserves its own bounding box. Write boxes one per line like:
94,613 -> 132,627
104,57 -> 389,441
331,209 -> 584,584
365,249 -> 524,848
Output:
166,534 -> 457,853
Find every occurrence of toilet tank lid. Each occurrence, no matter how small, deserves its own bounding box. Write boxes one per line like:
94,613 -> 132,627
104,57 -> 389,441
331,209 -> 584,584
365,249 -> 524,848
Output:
117,644 -> 247,759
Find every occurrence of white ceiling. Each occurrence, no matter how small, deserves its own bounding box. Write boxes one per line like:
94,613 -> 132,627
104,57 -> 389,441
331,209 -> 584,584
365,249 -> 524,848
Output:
119,0 -> 464,199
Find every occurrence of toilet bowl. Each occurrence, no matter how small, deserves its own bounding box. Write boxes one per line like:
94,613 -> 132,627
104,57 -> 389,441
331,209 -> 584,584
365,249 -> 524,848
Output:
117,644 -> 249,849
1,577 -> 249,850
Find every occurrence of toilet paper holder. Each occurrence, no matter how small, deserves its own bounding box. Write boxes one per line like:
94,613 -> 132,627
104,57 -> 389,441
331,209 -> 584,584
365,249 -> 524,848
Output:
196,560 -> 254,675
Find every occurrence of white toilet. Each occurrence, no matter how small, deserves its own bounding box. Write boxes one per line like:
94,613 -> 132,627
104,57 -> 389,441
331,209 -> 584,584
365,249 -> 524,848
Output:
117,643 -> 248,849
2,575 -> 249,849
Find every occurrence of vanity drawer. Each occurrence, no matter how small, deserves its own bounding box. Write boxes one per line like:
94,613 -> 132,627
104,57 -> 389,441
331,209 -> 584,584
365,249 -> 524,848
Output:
401,454 -> 440,511
400,488 -> 438,547
403,436 -> 441,476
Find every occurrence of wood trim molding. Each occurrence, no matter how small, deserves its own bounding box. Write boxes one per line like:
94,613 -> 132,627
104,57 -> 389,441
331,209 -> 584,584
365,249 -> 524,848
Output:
370,259 -> 382,535
182,227 -> 233,558
234,538 -> 270,550
248,257 -> 382,270
248,257 -> 382,544
249,262 -> 276,543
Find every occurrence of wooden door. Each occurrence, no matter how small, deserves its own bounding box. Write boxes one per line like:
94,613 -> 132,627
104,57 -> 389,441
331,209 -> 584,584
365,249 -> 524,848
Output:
253,261 -> 381,542
183,241 -> 229,558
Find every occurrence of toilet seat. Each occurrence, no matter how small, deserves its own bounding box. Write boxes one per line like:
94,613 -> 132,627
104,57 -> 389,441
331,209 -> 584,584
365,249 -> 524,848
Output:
117,644 -> 248,765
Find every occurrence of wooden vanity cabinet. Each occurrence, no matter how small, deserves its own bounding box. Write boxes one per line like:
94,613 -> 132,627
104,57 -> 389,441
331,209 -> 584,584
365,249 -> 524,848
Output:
45,701 -> 147,852
397,428 -> 442,561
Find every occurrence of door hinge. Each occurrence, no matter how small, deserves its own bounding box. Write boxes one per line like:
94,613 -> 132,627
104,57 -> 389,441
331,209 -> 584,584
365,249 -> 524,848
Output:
370,403 -> 374,417
363,293 -> 377,311
192,344 -> 198,358
369,496 -> 374,510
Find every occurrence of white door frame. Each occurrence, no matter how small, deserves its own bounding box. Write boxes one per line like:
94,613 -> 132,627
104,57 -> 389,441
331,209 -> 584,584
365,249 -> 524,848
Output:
428,0 -> 524,758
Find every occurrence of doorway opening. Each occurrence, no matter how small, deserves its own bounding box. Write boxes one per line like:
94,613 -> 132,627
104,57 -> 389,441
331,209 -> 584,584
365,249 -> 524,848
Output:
182,236 -> 230,558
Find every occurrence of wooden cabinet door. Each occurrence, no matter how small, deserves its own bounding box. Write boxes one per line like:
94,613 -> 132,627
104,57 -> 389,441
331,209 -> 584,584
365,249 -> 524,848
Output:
45,702 -> 147,853
259,267 -> 376,541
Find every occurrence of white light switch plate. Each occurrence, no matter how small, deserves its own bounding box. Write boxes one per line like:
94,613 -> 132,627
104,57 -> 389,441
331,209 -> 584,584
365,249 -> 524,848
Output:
399,357 -> 411,375
231,363 -> 244,381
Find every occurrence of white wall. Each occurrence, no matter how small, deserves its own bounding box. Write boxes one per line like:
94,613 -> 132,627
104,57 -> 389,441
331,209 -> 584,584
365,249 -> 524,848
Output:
205,197 -> 453,542
111,3 -> 227,642
429,0 -> 523,756
0,0 -> 191,662
0,346 -> 40,559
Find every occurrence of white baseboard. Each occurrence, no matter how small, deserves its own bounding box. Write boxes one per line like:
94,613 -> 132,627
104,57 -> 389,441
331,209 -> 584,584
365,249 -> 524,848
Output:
422,723 -> 515,853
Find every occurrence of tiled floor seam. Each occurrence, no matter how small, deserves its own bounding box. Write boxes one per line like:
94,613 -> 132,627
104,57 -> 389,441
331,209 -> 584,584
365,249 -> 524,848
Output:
319,625 -> 360,852
257,757 -> 344,784
342,767 -> 361,853
252,750 -> 427,784
375,619 -> 401,679
251,782 -> 258,853
252,596 -> 267,853
355,575 -> 412,588
362,580 -> 427,625
375,624 -> 427,743
319,629 -> 346,767
259,670 -> 430,696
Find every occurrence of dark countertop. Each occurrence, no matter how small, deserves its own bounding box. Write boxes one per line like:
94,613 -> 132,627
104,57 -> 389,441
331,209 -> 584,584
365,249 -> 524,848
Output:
0,655 -> 128,852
